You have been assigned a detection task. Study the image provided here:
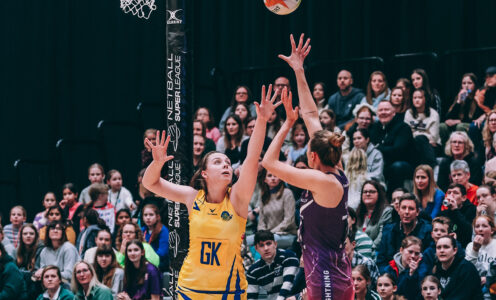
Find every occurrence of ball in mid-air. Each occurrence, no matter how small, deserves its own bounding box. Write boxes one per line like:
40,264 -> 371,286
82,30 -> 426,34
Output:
264,0 -> 301,15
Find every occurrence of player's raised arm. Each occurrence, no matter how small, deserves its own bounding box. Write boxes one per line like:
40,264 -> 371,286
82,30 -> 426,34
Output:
231,84 -> 281,213
279,33 -> 322,137
142,130 -> 197,211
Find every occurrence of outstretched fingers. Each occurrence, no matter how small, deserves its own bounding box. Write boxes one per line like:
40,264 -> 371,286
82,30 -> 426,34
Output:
160,130 -> 166,146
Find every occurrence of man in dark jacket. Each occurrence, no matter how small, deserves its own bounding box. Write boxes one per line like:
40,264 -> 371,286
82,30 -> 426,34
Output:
377,194 -> 432,272
369,100 -> 416,191
327,70 -> 365,130
438,183 -> 476,248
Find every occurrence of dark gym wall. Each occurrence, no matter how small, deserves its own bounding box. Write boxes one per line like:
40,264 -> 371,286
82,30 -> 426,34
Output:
0,0 -> 495,220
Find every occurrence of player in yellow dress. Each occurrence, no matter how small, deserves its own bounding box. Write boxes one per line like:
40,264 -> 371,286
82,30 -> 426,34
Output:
142,85 -> 281,300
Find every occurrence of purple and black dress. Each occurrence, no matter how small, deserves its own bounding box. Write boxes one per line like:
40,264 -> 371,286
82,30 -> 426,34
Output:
298,169 -> 354,300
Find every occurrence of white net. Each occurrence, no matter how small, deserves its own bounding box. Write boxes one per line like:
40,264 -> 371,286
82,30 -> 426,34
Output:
120,0 -> 157,19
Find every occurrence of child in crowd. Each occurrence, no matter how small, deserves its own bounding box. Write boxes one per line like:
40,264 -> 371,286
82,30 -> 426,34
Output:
376,273 -> 402,300
420,275 -> 441,300
33,192 -> 57,230
39,205 -> 77,244
141,203 -> 169,271
465,215 -> 496,297
93,245 -> 124,297
141,128 -> 157,169
61,183 -> 84,236
79,163 -> 105,204
4,205 -> 27,247
113,208 -> 132,241
319,109 -> 339,133
87,183 -> 116,233
286,120 -> 308,165
106,169 -> 136,213
352,265 -> 381,300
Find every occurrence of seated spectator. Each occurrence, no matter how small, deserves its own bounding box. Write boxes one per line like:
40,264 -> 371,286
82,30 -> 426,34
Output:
71,261 -> 113,300
312,81 -> 327,112
376,273 -> 400,300
93,246 -> 124,297
357,179 -> 392,249
345,148 -> 369,210
0,243 -> 27,299
396,78 -> 413,108
286,120 -> 309,165
192,134 -> 206,172
254,169 -> 297,249
141,129 -> 157,169
39,221 -> 80,283
234,102 -> 252,130
3,205 -> 26,247
345,231 -> 379,288
352,265 -> 381,300
113,208 -> 132,241
327,69 -> 365,130
319,109 -> 340,133
342,103 -> 375,152
411,68 -> 442,115
450,159 -> 479,205
115,222 -> 159,268
433,235 -> 482,300
61,183 -> 84,236
390,86 -> 408,118
246,230 -> 299,300
79,163 -> 105,204
141,203 -> 169,271
194,107 -> 221,143
39,205 -> 77,245
390,188 -> 408,224
118,240 -> 162,300
361,71 -> 391,108
377,193 -> 432,271
369,100 -> 416,191
273,76 -> 293,119
33,192 -> 57,230
413,165 -> 444,220
193,119 -> 216,153
439,183 -> 476,247
420,275 -> 442,300
76,209 -> 108,257
87,183 -> 115,233
465,215 -> 496,294
219,85 -> 257,132
476,185 -> 496,219
468,67 -> 496,156
83,228 -> 117,264
348,207 -> 374,258
440,73 -> 480,146
239,117 -> 286,165
481,110 -> 496,162
0,224 -> 16,259
383,236 -> 422,300
15,223 -> 45,299
216,114 -> 249,167
485,131 -> 496,175
404,88 -> 441,167
36,265 -> 74,300
418,216 -> 465,280
437,131 -> 482,191
106,169 -> 136,213
350,128 -> 385,185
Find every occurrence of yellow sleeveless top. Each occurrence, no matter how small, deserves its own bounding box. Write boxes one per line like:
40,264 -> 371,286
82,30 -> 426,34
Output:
177,189 -> 247,299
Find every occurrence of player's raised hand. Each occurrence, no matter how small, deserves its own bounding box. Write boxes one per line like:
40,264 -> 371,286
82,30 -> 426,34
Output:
278,33 -> 311,71
255,84 -> 282,122
281,87 -> 298,125
145,130 -> 174,164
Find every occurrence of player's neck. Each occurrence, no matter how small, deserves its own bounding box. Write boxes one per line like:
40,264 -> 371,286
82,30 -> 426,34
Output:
206,184 -> 228,204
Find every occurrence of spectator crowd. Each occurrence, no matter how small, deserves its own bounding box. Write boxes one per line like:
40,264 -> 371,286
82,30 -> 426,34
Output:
1,65 -> 496,300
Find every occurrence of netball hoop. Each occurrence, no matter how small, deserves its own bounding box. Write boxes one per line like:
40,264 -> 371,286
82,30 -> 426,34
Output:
120,0 -> 156,19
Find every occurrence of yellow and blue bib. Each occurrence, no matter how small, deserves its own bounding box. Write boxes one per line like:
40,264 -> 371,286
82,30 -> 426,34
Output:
177,189 -> 247,300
